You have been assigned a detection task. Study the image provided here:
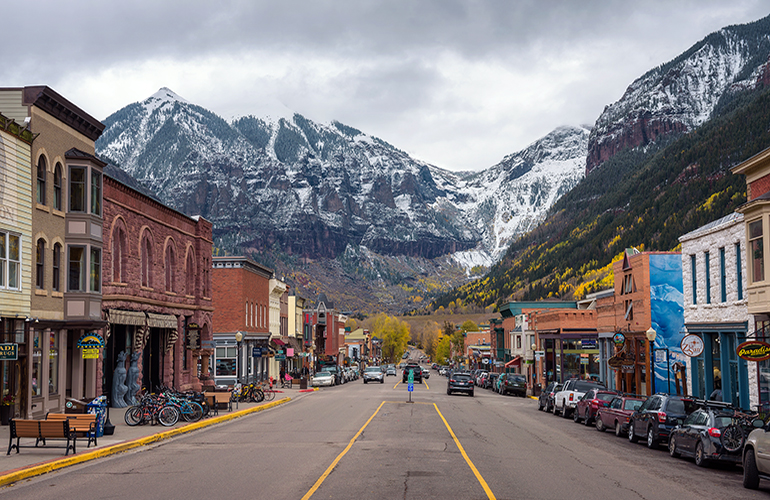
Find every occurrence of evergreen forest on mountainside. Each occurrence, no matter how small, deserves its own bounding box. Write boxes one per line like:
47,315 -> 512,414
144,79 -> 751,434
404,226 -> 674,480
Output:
428,85 -> 770,312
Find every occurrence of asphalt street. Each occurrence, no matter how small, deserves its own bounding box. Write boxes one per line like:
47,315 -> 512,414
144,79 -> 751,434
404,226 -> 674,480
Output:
3,367 -> 770,499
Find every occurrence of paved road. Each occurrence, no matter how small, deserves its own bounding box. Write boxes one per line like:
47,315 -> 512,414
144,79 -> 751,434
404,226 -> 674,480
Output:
6,369 -> 770,499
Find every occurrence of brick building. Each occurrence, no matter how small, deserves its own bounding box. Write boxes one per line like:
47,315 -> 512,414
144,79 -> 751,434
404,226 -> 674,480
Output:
211,256 -> 272,385
102,175 -> 213,402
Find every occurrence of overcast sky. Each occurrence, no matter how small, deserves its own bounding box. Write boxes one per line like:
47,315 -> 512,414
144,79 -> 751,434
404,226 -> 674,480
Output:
4,1 -> 769,171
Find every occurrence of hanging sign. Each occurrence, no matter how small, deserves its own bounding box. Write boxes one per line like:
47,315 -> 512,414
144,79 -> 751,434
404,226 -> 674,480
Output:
77,332 -> 105,348
0,344 -> 18,360
287,348 -> 294,357
186,323 -> 201,350
737,340 -> 770,362
612,333 -> 626,346
82,348 -> 100,359
680,334 -> 704,357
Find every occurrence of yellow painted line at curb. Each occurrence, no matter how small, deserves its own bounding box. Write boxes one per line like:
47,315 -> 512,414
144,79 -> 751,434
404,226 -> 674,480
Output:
529,396 -> 538,400
0,397 -> 292,488
302,400 -> 385,500
434,403 -> 496,500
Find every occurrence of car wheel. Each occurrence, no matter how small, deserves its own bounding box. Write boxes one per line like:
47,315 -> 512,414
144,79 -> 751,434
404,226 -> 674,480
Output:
584,409 -> 593,426
553,403 -> 560,416
364,380 -> 367,384
447,389 -> 451,395
646,427 -> 659,449
595,417 -> 605,432
380,379 -> 384,384
694,441 -> 708,467
628,421 -> 639,443
669,436 -> 680,458
573,407 -> 581,423
562,402 -> 570,419
744,448 -> 761,489
615,421 -> 623,437
470,391 -> 474,397
538,401 -> 544,411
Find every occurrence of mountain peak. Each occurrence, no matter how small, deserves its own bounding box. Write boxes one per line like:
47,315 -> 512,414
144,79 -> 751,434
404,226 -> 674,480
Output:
150,87 -> 188,104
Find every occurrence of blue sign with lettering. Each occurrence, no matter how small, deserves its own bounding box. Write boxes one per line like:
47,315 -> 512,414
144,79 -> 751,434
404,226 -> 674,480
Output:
252,347 -> 262,357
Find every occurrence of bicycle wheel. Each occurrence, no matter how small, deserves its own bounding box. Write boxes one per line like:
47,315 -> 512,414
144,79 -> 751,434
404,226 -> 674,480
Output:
721,424 -> 746,452
125,406 -> 143,426
158,405 -> 180,426
184,402 -> 203,422
253,389 -> 265,402
266,389 -> 276,401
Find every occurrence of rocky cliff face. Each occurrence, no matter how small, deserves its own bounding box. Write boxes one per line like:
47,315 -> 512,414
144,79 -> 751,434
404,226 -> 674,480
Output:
587,15 -> 770,173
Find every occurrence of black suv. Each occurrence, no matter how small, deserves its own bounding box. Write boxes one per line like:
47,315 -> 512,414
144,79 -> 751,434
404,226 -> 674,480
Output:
447,372 -> 474,396
403,363 -> 423,383
628,393 -> 698,449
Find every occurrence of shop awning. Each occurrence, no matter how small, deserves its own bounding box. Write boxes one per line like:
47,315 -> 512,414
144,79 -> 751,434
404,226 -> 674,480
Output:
272,338 -> 286,346
147,313 -> 178,329
504,356 -> 522,368
108,309 -> 146,326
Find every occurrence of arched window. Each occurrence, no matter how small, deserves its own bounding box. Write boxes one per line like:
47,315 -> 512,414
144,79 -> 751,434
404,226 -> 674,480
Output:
112,226 -> 126,283
165,244 -> 176,292
53,163 -> 62,211
37,156 -> 47,205
186,251 -> 195,295
141,234 -> 153,288
36,238 -> 45,289
52,243 -> 61,292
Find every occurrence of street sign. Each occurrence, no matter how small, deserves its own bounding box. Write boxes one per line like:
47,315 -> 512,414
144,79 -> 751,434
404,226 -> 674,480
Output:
408,369 -> 415,384
534,350 -> 545,360
275,355 -> 286,361
252,347 -> 262,357
408,383 -> 414,392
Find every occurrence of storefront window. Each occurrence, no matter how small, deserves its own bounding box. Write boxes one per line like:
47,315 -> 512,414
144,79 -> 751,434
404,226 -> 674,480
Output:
32,330 -> 42,397
215,346 -> 237,377
49,331 -> 59,394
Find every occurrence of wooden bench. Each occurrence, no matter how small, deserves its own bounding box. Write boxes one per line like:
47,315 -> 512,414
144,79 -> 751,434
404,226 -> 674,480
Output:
46,413 -> 98,448
204,392 -> 232,415
7,419 -> 76,455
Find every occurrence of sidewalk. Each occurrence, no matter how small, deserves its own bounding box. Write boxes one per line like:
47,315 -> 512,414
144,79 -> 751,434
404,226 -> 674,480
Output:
0,386 -> 316,487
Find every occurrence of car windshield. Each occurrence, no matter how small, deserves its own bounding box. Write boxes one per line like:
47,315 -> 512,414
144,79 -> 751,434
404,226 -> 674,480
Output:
623,400 -> 644,411
574,381 -> 604,392
316,372 -> 331,377
667,399 -> 698,415
365,367 -> 381,373
597,393 -> 616,402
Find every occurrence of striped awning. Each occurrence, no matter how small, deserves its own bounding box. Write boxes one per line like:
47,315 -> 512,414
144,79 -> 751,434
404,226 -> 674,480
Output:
147,313 -> 177,329
108,309 -> 146,326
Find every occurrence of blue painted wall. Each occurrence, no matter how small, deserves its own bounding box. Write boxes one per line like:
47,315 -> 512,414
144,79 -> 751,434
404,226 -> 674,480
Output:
649,254 -> 685,394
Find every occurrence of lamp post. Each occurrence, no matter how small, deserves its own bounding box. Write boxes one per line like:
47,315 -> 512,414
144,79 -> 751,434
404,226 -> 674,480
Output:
235,331 -> 243,384
646,327 -> 670,395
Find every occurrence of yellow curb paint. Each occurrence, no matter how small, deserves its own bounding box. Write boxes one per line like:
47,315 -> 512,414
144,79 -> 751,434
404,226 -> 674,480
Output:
434,403 -> 496,500
529,396 -> 538,400
0,397 -> 292,488
301,400 -> 385,500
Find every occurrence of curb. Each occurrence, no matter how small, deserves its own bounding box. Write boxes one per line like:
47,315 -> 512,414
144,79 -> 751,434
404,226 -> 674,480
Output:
0,397 -> 292,488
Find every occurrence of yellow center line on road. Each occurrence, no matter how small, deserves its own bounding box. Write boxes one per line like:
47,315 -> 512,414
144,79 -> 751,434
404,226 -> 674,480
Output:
301,401 -> 386,500
394,380 -> 401,389
434,403 -> 497,500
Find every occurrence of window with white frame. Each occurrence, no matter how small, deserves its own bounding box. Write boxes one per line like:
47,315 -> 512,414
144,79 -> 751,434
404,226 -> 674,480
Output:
749,219 -> 764,283
0,232 -> 21,290
68,245 -> 86,292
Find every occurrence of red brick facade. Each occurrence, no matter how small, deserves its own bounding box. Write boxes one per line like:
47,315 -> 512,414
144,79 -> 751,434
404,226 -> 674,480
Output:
749,172 -> 770,201
102,176 -> 213,396
211,260 -> 271,336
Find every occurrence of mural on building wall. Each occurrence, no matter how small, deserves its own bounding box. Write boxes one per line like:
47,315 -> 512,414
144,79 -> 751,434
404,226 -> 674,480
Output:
649,254 -> 685,394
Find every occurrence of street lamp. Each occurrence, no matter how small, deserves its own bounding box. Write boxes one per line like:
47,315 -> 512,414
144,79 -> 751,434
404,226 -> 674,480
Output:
646,327 -> 670,395
235,331 -> 243,384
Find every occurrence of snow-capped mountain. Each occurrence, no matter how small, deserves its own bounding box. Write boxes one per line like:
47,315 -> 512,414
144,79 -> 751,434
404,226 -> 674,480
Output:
587,14 -> 770,172
96,88 -> 584,272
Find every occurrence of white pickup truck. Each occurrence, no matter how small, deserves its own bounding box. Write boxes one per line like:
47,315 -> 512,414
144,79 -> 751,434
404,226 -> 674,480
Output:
553,378 -> 606,418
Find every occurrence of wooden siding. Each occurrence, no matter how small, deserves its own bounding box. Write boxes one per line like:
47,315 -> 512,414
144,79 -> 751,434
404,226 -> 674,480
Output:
0,90 -> 28,124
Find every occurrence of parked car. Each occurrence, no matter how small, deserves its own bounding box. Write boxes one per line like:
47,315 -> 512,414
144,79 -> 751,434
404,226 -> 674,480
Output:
447,372 -> 474,396
485,373 -> 500,390
363,366 -> 385,384
499,373 -> 527,397
553,379 -> 606,418
742,416 -> 770,489
311,371 -> 335,387
475,371 -> 489,386
538,382 -> 559,412
668,404 -> 748,467
403,363 -> 423,383
628,393 -> 699,449
477,372 -> 489,388
573,389 -> 619,425
595,395 -> 646,436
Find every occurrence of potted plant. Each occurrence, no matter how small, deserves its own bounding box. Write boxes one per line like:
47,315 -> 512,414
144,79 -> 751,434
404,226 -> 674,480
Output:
0,393 -> 14,425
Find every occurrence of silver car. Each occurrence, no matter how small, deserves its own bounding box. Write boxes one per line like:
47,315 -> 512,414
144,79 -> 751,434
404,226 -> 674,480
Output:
311,371 -> 335,387
363,366 -> 385,384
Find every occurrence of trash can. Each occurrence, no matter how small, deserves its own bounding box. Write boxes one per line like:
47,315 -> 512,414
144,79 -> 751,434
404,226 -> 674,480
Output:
86,396 -> 108,438
300,377 -> 308,390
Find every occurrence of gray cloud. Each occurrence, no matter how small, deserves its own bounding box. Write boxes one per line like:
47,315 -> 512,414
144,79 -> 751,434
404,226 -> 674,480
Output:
4,1 -> 769,170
